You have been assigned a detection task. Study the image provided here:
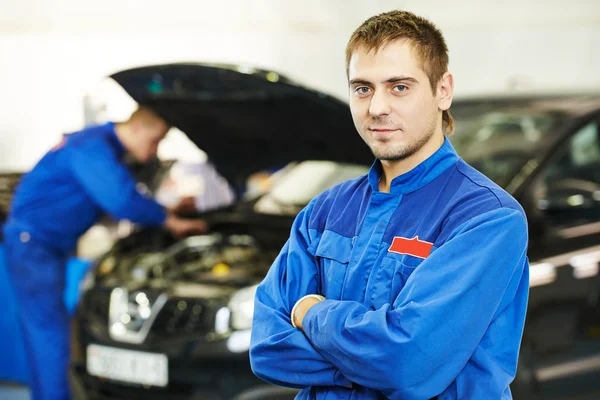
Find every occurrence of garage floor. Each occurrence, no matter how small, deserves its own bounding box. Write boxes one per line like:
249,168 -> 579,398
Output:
0,382 -> 29,400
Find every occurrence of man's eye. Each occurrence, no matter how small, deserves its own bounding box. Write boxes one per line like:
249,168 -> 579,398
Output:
355,87 -> 371,94
393,85 -> 408,92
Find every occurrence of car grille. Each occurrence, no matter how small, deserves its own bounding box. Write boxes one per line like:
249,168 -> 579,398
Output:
150,298 -> 219,340
81,288 -> 227,342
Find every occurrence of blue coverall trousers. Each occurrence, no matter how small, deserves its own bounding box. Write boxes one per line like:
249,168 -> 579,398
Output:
4,224 -> 71,400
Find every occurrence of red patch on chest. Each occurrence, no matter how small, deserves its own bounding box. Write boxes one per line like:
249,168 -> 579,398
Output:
388,236 -> 433,259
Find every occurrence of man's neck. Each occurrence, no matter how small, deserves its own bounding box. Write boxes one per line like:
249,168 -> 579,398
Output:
378,132 -> 445,193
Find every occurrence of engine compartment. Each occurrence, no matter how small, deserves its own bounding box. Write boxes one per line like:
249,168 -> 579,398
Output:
93,229 -> 278,291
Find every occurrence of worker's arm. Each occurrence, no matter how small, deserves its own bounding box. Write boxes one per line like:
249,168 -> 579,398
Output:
69,139 -> 167,225
299,207 -> 528,399
249,200 -> 352,389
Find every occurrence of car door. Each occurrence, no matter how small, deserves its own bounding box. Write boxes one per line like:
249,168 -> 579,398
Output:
519,115 -> 600,399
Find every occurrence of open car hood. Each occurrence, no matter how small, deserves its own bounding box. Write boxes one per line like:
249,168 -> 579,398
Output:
110,63 -> 373,186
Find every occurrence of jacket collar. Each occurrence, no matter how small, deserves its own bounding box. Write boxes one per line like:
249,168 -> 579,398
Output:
368,137 -> 459,195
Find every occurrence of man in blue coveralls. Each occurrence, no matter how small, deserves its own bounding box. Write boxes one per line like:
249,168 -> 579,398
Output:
250,10 -> 529,400
3,107 -> 208,400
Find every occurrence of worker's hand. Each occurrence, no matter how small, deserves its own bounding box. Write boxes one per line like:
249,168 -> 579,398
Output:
291,295 -> 325,331
163,214 -> 209,238
170,196 -> 197,215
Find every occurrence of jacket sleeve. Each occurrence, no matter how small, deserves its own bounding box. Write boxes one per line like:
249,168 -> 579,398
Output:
302,207 -> 529,399
249,200 -> 352,389
69,140 -> 166,225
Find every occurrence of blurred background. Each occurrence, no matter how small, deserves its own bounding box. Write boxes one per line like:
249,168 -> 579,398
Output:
1,1 -> 600,399
1,0 -> 599,170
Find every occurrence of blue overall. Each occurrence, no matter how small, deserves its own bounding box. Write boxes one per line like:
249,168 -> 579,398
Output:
250,139 -> 529,399
3,122 -> 166,399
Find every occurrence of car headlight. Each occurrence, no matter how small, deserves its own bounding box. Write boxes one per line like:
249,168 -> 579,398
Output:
228,284 -> 258,330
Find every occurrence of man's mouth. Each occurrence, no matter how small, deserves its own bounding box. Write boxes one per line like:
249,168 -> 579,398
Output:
368,128 -> 400,139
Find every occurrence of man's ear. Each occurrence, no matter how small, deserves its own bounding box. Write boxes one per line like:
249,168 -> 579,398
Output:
438,72 -> 454,111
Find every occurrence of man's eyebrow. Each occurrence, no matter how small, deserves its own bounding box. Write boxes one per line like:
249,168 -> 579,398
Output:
349,76 -> 419,86
349,78 -> 372,86
385,76 -> 418,84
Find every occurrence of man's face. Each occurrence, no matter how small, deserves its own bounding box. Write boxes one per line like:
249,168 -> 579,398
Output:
348,40 -> 446,162
130,120 -> 169,163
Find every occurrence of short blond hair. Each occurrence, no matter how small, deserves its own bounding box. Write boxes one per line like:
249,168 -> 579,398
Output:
346,10 -> 454,134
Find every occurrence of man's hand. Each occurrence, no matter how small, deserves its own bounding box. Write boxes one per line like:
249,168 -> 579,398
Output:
163,214 -> 209,238
292,295 -> 325,331
171,196 -> 197,215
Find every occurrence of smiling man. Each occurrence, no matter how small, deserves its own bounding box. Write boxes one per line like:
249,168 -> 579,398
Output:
250,10 -> 529,400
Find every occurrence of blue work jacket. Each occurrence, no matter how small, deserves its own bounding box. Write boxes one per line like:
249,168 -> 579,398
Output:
250,139 -> 529,400
6,122 -> 166,253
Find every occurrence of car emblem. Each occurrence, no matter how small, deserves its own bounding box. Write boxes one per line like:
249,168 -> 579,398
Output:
108,287 -> 168,344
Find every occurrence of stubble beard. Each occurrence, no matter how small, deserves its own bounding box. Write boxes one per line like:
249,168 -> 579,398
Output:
370,119 -> 437,162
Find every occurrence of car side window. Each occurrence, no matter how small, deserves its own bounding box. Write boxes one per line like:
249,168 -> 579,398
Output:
536,120 -> 600,223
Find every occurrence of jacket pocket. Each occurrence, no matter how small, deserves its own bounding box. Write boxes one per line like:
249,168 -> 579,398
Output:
382,255 -> 421,306
313,230 -> 353,300
386,245 -> 438,305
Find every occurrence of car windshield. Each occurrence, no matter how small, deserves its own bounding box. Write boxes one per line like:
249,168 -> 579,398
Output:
449,101 -> 568,187
254,161 -> 369,215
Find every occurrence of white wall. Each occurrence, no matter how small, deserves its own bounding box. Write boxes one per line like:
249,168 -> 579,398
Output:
1,0 -> 599,170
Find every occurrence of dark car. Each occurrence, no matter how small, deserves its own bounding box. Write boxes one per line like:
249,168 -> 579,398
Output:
71,63 -> 600,400
70,63 -> 372,400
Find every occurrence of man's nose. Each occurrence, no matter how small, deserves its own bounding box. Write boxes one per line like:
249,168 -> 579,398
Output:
369,91 -> 392,117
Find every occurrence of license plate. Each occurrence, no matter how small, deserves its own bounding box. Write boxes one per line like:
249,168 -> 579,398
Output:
87,344 -> 168,387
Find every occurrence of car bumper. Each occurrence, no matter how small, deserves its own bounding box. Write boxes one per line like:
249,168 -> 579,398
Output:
70,360 -> 275,400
